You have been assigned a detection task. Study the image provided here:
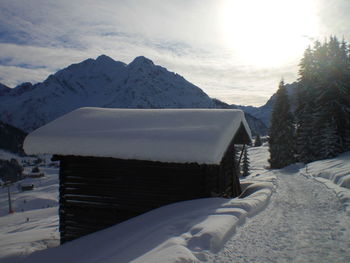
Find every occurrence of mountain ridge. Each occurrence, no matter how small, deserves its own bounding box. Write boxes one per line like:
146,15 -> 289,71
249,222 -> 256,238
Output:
0,55 -> 267,136
237,82 -> 298,127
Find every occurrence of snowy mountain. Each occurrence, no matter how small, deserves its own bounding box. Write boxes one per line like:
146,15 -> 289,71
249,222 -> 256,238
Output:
238,82 -> 298,127
0,55 -> 217,132
0,83 -> 11,96
0,55 -> 266,136
213,99 -> 268,136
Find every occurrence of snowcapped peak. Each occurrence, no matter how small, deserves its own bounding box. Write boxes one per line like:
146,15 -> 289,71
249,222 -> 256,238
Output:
94,55 -> 127,69
129,56 -> 154,68
95,54 -> 116,64
0,55 -> 217,132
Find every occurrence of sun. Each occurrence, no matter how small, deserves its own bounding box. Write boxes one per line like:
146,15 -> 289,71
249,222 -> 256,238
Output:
220,0 -> 319,67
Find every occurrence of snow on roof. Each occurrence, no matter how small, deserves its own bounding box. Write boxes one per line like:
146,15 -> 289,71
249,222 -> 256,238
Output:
23,107 -> 251,164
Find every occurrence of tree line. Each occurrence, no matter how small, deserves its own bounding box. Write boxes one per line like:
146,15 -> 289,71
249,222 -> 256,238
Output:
269,36 -> 350,168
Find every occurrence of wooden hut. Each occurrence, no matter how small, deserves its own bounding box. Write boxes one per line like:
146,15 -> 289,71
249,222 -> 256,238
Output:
24,108 -> 251,243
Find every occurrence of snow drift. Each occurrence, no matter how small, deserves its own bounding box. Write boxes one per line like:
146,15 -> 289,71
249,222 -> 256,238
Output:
19,173 -> 276,263
305,151 -> 350,215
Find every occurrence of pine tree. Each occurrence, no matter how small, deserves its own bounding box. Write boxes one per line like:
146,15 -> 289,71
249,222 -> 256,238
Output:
295,83 -> 318,162
268,80 -> 296,169
254,134 -> 262,147
337,39 -> 350,151
296,100 -> 317,162
295,45 -> 320,163
314,82 -> 344,158
318,119 -> 342,158
296,36 -> 350,161
242,147 -> 250,177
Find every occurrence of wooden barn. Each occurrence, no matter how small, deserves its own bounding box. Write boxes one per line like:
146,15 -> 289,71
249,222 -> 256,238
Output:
24,108 -> 251,243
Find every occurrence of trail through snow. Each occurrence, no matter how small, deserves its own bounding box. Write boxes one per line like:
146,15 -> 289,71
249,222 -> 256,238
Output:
208,166 -> 350,263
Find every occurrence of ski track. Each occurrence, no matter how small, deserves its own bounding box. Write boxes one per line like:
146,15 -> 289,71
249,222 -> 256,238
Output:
207,169 -> 350,263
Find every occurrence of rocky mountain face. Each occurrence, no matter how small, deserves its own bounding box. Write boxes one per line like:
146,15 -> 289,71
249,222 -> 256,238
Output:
0,55 -> 266,136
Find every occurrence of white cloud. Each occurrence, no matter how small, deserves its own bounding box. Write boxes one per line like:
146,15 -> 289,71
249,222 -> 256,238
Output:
0,0 -> 349,105
0,65 -> 50,87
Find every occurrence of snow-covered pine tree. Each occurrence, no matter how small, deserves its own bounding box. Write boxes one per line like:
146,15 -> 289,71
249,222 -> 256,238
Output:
268,80 -> 296,169
254,134 -> 262,147
242,147 -> 250,177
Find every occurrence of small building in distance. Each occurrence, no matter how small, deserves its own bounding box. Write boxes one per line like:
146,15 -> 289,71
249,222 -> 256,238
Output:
24,107 -> 251,243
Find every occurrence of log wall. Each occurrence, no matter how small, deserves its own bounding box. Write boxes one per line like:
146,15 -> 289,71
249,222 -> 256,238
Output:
58,157 -> 209,243
57,143 -> 242,243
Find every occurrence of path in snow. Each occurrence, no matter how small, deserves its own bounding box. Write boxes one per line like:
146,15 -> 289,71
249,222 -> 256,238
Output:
207,167 -> 350,263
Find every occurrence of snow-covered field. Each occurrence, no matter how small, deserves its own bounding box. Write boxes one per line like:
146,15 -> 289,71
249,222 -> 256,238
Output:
1,145 -> 350,262
0,159 -> 59,262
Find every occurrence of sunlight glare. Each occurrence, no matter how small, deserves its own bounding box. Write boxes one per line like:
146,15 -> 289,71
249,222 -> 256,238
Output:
220,0 -> 319,67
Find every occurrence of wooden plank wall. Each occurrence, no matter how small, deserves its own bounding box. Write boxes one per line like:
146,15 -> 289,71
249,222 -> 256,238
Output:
58,156 -> 210,243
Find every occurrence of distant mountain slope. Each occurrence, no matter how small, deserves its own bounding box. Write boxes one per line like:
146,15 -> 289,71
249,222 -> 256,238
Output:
213,99 -> 268,136
0,83 -> 11,96
0,55 -> 266,136
0,120 -> 27,154
237,82 -> 298,127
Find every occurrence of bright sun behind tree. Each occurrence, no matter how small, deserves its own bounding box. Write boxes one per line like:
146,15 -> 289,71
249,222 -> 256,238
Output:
220,0 -> 320,67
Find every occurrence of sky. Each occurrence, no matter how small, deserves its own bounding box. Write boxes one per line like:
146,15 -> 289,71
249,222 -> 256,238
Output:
0,0 -> 349,106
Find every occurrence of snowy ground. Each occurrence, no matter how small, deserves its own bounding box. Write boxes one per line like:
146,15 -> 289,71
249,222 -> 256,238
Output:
207,148 -> 350,263
1,146 -> 350,262
208,167 -> 350,262
0,160 -> 59,262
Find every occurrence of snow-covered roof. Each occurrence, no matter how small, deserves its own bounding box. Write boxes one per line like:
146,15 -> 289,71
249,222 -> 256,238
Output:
24,108 -> 251,164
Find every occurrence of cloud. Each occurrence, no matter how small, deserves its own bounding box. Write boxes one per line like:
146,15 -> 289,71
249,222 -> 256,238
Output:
316,0 -> 350,39
0,65 -> 51,87
0,0 -> 349,106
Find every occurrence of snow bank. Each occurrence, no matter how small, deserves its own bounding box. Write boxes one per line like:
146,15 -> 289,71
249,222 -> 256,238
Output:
305,151 -> 350,215
18,172 -> 276,263
247,146 -> 270,175
24,108 -> 251,164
